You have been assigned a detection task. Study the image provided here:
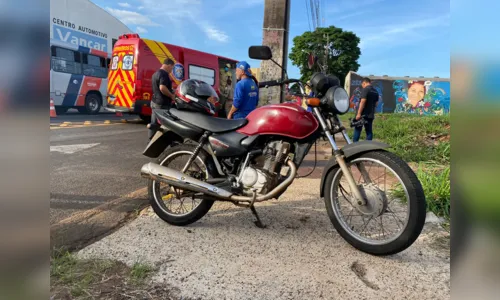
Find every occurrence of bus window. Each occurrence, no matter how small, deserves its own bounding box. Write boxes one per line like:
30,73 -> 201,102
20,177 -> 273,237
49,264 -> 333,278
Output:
82,53 -> 107,78
188,65 -> 215,86
51,46 -> 82,75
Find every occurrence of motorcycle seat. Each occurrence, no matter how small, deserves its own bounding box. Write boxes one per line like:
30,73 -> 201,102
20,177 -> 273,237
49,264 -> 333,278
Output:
169,108 -> 248,133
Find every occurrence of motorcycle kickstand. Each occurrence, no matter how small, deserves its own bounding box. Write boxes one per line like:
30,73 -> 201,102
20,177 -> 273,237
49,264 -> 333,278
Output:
249,190 -> 266,229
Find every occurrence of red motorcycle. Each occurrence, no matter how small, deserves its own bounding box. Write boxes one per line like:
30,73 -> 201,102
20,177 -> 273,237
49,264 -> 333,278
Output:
141,46 -> 426,256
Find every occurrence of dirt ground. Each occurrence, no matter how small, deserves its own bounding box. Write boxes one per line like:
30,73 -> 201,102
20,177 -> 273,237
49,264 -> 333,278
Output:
61,138 -> 450,300
76,177 -> 450,300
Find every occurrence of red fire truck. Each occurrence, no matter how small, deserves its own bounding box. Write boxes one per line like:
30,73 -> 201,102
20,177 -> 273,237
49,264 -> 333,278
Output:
105,33 -> 238,122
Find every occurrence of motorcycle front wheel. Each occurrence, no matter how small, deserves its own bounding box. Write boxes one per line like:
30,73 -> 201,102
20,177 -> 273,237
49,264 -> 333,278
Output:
323,150 -> 427,256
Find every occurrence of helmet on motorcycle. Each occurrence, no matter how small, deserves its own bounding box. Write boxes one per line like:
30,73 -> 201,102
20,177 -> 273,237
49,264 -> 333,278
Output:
174,79 -> 221,116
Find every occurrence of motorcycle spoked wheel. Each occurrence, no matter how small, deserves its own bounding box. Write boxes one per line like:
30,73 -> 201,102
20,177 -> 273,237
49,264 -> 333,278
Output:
148,144 -> 216,226
323,150 -> 427,256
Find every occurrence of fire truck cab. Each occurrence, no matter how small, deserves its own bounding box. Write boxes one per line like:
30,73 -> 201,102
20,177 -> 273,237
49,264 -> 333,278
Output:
105,33 -> 238,122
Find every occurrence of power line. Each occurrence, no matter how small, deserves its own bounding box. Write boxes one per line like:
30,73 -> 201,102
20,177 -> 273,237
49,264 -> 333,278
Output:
315,0 -> 320,28
321,0 -> 326,26
309,0 -> 317,30
304,0 -> 312,32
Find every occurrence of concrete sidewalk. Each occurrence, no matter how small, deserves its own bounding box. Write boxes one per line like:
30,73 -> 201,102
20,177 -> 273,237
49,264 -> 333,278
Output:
77,145 -> 450,300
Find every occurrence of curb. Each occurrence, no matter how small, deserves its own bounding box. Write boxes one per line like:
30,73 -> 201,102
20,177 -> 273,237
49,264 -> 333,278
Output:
50,187 -> 149,253
50,118 -> 142,128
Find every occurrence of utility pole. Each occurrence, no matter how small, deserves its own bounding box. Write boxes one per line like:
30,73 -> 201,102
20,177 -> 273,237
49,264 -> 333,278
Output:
260,0 -> 291,105
324,32 -> 329,73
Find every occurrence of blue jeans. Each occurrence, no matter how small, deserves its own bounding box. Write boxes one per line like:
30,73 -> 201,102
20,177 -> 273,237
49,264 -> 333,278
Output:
149,102 -> 169,140
353,118 -> 374,142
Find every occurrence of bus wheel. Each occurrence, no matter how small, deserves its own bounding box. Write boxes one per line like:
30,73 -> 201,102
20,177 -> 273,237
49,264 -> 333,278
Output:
139,114 -> 151,124
55,107 -> 68,115
81,94 -> 102,115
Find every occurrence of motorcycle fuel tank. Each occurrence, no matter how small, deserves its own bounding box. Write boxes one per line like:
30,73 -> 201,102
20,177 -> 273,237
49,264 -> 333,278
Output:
236,102 -> 319,139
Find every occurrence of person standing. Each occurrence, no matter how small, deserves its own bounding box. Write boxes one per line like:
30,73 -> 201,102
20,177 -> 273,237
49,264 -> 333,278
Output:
353,77 -> 379,142
148,59 -> 175,140
214,88 -> 228,119
304,80 -> 314,112
227,61 -> 258,119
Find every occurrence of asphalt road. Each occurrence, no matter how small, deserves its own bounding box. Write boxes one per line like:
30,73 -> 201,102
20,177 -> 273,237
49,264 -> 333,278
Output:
50,117 -> 151,225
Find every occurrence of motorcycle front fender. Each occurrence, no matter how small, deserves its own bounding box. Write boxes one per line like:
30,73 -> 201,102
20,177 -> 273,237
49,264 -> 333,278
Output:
319,140 -> 391,197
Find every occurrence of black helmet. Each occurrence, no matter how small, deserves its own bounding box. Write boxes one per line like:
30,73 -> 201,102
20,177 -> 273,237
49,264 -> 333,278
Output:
174,79 -> 220,116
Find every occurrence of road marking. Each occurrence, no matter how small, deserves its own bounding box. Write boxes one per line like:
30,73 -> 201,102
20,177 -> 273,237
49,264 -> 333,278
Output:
50,143 -> 100,154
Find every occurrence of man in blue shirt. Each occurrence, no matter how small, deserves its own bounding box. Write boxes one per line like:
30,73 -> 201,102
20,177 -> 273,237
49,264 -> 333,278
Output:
227,61 -> 259,119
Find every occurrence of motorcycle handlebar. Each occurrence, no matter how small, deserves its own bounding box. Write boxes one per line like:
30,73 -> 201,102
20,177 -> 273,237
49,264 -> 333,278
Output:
258,78 -> 302,88
258,80 -> 281,88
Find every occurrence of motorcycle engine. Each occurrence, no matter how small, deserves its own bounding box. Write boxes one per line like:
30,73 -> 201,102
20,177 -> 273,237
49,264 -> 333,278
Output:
239,141 -> 291,195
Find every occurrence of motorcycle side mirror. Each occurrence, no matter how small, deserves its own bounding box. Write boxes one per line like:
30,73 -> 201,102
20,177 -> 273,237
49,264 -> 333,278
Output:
248,46 -> 272,60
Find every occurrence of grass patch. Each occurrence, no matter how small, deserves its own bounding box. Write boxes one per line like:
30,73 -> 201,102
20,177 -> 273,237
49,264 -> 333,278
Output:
50,251 -> 176,299
392,162 -> 450,219
417,163 -> 451,220
130,262 -> 155,285
339,112 -> 450,164
339,112 -> 451,219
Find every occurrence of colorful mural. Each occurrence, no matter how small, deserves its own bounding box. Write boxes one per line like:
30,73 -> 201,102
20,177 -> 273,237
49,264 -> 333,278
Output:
345,72 -> 450,116
393,80 -> 450,115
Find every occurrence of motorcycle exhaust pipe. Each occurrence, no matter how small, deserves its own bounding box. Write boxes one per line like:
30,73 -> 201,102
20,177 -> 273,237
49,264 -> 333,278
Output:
140,162 -> 233,199
141,159 -> 298,203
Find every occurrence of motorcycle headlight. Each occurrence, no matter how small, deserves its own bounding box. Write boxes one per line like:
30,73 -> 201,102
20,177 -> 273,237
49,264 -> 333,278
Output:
324,86 -> 350,115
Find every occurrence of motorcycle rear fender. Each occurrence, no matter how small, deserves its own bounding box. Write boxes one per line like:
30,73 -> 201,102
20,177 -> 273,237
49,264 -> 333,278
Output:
319,140 -> 391,197
142,128 -> 183,158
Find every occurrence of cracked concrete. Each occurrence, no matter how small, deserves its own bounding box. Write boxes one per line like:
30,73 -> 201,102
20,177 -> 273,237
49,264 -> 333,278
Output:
77,176 -> 450,300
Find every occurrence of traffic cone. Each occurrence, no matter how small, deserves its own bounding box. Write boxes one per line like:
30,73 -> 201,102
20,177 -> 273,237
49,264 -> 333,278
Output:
50,98 -> 57,118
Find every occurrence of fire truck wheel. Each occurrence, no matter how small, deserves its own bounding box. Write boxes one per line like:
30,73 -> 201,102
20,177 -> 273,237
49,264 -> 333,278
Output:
139,114 -> 151,124
81,93 -> 102,115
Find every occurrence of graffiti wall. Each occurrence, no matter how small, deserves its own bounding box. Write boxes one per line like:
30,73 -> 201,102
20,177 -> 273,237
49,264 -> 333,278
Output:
348,78 -> 385,114
346,72 -> 450,116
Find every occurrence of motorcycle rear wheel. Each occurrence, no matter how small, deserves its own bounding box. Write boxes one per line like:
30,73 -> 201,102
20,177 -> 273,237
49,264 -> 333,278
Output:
323,150 -> 427,256
148,144 -> 216,226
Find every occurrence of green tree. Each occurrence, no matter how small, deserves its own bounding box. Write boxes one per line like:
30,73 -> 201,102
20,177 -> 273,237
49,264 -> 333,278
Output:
289,26 -> 361,86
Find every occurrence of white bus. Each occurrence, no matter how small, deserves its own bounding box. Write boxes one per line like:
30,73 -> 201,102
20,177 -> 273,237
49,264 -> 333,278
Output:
50,0 -> 131,114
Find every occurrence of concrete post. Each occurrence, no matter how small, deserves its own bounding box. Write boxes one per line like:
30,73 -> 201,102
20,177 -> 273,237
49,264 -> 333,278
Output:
259,0 -> 291,105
